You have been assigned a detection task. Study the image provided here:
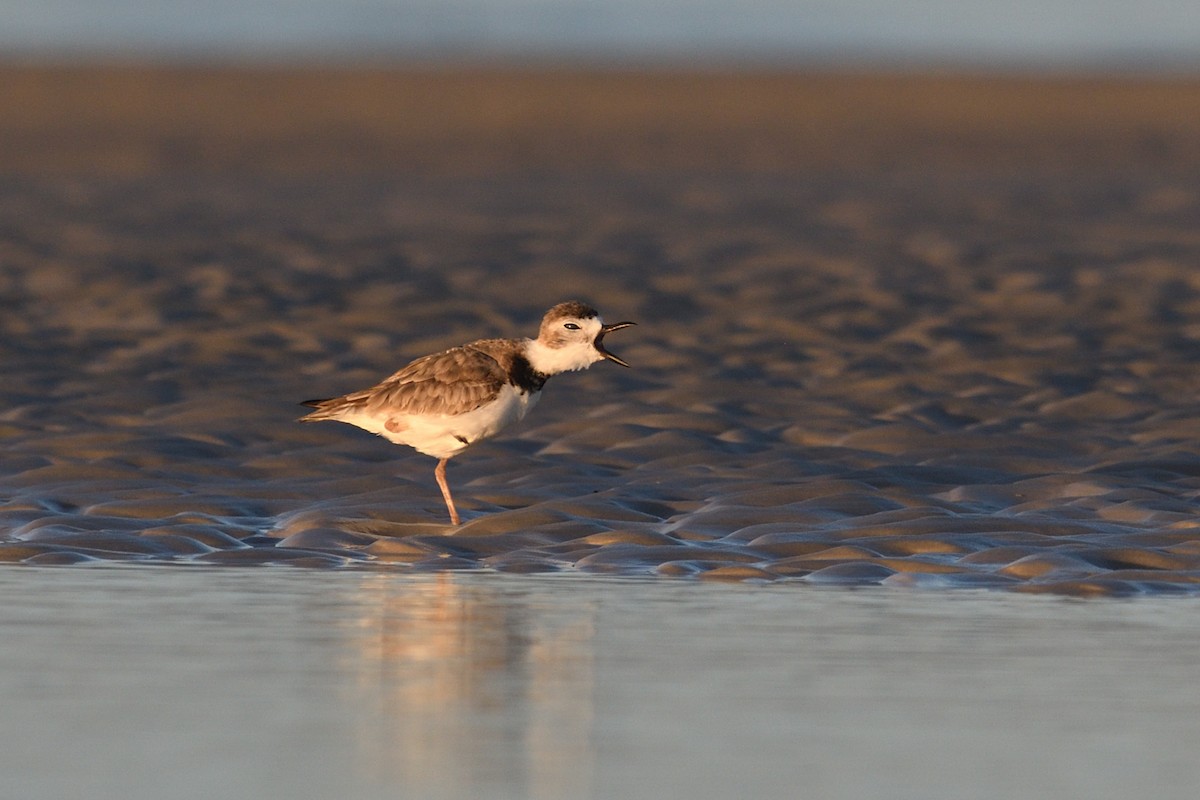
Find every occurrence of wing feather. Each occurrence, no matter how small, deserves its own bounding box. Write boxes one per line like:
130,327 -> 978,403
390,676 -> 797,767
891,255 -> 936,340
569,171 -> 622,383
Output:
303,343 -> 509,420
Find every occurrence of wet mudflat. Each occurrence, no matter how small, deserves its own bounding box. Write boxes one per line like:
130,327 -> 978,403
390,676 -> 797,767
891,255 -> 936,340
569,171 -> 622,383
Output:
4,160 -> 1200,594
4,74 -> 1200,590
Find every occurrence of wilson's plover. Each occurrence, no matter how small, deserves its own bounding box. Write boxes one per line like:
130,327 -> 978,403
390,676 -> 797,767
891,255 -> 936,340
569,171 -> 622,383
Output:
299,301 -> 635,524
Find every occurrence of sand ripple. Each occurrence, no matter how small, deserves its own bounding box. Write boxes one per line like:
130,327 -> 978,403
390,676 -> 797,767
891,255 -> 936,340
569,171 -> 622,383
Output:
5,166 -> 1200,596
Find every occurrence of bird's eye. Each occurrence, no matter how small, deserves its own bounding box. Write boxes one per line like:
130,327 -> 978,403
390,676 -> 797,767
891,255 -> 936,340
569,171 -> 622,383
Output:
564,322 -> 581,330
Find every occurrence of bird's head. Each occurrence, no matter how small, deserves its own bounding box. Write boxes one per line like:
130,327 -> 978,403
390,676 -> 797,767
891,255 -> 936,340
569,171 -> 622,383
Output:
528,301 -> 636,375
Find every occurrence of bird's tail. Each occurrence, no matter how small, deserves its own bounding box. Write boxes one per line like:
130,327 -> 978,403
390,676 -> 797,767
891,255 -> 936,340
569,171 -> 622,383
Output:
298,398 -> 343,423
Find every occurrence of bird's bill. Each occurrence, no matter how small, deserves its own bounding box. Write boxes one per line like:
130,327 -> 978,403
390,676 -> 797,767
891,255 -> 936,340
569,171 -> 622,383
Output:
595,321 -> 636,367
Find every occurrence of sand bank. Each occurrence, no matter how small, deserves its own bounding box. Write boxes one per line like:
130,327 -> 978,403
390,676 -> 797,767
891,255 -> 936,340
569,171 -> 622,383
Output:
2,65 -> 1200,174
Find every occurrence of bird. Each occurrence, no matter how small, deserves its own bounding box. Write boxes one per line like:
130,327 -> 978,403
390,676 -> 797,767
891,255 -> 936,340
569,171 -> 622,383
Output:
299,301 -> 635,525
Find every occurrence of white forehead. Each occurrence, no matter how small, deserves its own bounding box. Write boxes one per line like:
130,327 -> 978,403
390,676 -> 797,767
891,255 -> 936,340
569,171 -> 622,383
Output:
579,316 -> 603,336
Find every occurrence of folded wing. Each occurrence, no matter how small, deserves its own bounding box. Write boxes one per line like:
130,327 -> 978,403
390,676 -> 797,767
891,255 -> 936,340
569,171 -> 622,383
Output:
301,344 -> 507,420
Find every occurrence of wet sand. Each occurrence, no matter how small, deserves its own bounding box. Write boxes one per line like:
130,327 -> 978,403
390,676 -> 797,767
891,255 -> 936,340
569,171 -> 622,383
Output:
4,65 -> 1200,595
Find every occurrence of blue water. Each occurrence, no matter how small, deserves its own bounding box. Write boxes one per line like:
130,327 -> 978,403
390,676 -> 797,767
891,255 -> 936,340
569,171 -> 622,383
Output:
5,567 -> 1200,800
2,0 -> 1199,67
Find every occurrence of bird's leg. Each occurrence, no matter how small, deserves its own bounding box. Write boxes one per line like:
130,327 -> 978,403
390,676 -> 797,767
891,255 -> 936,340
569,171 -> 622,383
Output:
434,457 -> 460,525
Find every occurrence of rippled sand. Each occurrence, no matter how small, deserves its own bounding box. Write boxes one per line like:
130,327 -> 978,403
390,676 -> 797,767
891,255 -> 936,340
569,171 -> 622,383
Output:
4,66 -> 1200,596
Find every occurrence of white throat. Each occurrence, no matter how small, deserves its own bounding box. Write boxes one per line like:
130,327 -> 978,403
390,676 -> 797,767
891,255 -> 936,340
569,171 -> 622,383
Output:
524,337 -> 603,375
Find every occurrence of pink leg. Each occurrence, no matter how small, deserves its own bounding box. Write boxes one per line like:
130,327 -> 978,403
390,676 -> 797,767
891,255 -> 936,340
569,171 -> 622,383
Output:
434,457 -> 460,525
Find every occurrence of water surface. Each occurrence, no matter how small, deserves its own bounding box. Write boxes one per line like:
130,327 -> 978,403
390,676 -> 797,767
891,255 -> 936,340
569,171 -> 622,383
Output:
4,567 -> 1200,800
3,0 -> 1199,66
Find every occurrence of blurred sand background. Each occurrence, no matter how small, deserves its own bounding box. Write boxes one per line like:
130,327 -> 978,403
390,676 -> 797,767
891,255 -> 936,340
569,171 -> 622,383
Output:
4,65 -> 1200,594
3,66 -> 1200,174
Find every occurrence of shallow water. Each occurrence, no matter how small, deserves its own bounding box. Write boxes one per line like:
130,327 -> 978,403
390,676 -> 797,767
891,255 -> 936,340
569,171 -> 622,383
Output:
3,0 -> 1199,67
3,566 -> 1200,800
5,171 -> 1200,595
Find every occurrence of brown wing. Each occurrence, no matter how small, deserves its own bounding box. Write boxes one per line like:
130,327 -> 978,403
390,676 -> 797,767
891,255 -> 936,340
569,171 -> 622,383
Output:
304,342 -> 509,420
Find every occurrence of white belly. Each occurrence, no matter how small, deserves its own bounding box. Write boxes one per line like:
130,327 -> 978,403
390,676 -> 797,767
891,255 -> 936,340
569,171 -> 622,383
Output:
338,385 -> 539,459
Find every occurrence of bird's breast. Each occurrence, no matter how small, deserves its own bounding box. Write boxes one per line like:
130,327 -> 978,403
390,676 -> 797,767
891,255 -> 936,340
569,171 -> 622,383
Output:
444,383 -> 539,444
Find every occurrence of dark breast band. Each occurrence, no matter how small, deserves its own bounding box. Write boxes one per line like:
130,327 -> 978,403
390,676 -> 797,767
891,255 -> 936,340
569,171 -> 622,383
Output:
510,354 -> 549,393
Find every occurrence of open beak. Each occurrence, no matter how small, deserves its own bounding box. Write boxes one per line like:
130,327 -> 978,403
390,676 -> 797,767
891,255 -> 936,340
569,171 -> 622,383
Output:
595,321 -> 636,367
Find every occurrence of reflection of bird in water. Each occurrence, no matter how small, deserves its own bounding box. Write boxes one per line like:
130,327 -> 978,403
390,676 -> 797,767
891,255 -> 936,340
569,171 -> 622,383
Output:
347,574 -> 598,798
300,301 -> 635,525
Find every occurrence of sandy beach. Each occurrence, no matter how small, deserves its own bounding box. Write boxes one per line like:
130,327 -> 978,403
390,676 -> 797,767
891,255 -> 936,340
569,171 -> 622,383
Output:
3,65 -> 1200,595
